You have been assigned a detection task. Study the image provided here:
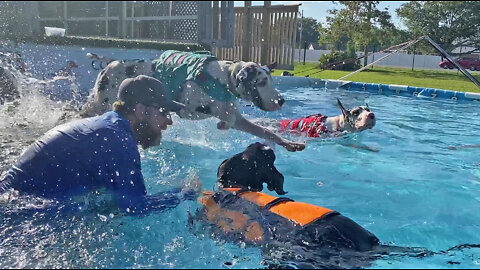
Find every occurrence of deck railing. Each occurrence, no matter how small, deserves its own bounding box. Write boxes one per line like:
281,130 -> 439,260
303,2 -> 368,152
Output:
32,1 -> 234,47
215,4 -> 299,69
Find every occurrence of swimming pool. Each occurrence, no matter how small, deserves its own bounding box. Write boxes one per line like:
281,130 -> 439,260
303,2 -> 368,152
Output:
1,75 -> 480,268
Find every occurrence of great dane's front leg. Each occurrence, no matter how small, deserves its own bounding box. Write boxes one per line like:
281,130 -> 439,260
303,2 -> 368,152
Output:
232,113 -> 306,152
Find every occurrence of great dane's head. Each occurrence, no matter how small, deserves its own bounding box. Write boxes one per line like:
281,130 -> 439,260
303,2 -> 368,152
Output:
337,99 -> 376,132
217,142 -> 286,195
232,62 -> 284,111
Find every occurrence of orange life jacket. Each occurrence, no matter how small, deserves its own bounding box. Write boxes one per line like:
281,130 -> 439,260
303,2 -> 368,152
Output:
199,188 -> 336,244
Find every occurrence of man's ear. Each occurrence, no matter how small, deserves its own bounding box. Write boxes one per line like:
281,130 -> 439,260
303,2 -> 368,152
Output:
242,142 -> 263,161
133,103 -> 147,121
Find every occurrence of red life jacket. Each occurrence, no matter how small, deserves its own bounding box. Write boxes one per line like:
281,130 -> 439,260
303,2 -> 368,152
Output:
279,114 -> 329,137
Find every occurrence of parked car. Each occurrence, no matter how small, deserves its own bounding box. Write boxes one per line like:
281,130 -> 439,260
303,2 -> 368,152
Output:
439,56 -> 480,71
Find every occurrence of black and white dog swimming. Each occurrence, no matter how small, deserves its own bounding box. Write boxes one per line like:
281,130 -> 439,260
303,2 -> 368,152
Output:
278,99 -> 376,138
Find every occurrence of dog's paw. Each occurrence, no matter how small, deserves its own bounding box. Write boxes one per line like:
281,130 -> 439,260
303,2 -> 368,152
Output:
281,140 -> 306,152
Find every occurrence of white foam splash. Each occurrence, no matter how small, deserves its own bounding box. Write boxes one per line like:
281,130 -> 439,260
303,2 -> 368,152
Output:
0,60 -> 81,173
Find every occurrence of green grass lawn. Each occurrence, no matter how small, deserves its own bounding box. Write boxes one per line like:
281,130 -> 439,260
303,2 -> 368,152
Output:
272,63 -> 480,93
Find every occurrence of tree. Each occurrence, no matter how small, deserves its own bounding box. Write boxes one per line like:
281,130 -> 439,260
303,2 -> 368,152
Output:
396,1 -> 480,54
297,17 -> 321,49
319,1 -> 394,66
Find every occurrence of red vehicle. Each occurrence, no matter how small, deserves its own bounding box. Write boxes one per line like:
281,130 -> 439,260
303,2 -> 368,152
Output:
439,56 -> 480,71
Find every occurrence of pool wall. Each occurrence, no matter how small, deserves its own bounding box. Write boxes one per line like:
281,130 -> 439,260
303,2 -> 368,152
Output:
273,76 -> 480,102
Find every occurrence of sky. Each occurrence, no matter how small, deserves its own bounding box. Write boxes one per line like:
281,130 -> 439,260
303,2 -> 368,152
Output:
233,1 -> 409,29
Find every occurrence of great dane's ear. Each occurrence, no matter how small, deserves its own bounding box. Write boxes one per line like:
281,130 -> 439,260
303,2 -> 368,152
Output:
242,142 -> 265,161
235,68 -> 249,88
337,98 -> 351,119
266,62 -> 277,72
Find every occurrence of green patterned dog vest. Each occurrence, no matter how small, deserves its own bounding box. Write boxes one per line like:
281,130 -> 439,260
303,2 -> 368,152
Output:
152,50 -> 239,103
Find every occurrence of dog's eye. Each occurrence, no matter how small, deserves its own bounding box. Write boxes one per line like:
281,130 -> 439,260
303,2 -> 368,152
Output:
352,110 -> 360,116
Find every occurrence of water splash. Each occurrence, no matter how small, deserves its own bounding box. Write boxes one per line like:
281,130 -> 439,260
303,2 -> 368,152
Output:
0,56 -> 82,173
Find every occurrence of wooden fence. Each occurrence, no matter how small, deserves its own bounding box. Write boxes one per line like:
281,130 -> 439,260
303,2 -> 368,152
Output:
215,4 -> 299,69
27,1 -> 234,47
2,2 -> 298,68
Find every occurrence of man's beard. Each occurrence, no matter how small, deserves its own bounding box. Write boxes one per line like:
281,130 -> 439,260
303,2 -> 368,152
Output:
133,122 -> 162,149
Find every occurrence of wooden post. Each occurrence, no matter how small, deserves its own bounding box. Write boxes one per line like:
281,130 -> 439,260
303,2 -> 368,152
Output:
274,11 -> 280,64
372,45 -> 375,68
261,1 -> 271,65
120,1 -> 127,38
220,1 -> 230,42
411,44 -> 416,71
225,1 -> 235,48
292,9 -> 298,66
139,2 -> 146,39
198,1 -> 214,49
242,1 -> 252,61
167,1 -> 173,39
63,1 -> 68,30
197,2 -> 207,44
213,2 -> 219,40
105,1 -> 109,36
131,1 -> 135,38
285,11 -> 293,66
279,11 -> 286,65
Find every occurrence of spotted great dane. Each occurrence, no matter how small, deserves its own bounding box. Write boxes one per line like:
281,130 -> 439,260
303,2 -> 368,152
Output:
81,51 -> 305,152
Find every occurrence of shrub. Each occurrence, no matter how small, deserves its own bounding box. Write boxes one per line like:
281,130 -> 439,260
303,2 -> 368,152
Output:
318,50 -> 361,71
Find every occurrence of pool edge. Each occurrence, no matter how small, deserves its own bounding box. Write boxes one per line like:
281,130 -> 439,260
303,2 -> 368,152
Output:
273,76 -> 480,102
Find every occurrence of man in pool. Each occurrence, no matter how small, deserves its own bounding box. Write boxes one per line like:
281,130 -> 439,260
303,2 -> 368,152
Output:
0,75 -> 200,215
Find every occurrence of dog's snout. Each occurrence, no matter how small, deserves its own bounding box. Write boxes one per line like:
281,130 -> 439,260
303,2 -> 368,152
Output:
278,98 -> 285,106
368,113 -> 375,119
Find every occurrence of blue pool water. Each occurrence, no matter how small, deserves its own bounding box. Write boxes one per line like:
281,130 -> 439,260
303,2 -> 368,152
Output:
1,82 -> 480,268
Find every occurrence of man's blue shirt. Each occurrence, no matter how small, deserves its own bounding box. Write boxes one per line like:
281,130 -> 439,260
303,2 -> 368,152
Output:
0,111 -> 186,214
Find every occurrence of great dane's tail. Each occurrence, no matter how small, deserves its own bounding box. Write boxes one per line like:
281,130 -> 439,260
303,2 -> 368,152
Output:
86,53 -> 116,70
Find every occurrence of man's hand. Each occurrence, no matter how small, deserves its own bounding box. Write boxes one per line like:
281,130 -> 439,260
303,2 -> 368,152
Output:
180,174 -> 203,201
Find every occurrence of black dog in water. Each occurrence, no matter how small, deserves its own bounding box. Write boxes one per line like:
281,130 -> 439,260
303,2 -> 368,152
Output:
193,142 -> 410,268
216,142 -> 287,195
